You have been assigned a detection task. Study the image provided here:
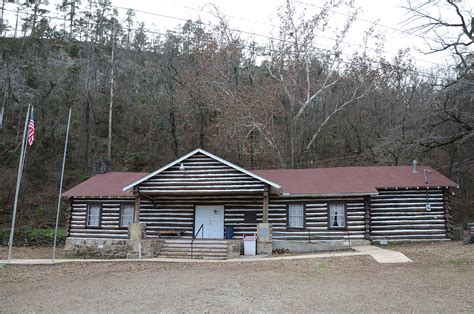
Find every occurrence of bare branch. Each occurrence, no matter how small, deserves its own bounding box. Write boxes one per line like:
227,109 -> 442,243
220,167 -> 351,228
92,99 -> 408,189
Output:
305,86 -> 372,152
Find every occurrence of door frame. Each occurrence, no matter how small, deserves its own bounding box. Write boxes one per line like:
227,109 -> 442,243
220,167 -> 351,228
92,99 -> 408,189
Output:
193,204 -> 225,239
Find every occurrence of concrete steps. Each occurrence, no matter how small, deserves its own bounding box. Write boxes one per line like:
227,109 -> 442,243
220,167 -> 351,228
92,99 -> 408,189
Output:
159,239 -> 228,260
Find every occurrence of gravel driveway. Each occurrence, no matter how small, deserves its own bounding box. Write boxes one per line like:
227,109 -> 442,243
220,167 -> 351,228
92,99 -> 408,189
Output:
1,242 -> 473,312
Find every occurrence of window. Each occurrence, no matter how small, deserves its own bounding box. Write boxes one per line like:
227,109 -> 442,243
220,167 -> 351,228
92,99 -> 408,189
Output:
288,204 -> 305,228
87,204 -> 101,227
329,203 -> 346,229
120,204 -> 134,228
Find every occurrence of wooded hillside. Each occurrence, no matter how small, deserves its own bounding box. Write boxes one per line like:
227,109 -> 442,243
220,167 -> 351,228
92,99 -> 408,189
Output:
0,0 -> 472,228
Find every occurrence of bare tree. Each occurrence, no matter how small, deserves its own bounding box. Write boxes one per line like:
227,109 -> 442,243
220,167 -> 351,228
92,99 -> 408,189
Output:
403,0 -> 473,72
246,0 -> 375,168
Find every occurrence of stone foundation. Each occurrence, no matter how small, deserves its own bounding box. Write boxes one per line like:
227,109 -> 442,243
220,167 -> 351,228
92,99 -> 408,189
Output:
65,237 -> 370,258
272,239 -> 370,253
227,240 -> 241,259
257,240 -> 272,255
65,237 -> 163,259
129,223 -> 146,240
127,239 -> 162,259
64,238 -> 130,258
257,223 -> 272,255
65,237 -> 244,259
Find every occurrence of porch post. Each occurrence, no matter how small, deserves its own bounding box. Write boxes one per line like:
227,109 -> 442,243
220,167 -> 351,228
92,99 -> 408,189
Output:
364,195 -> 371,240
133,187 -> 140,223
258,184 -> 272,255
263,185 -> 269,223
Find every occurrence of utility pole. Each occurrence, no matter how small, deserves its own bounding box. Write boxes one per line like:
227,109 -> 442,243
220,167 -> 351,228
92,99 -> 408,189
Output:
107,18 -> 115,166
52,108 -> 72,262
7,104 -> 31,263
0,0 -> 5,37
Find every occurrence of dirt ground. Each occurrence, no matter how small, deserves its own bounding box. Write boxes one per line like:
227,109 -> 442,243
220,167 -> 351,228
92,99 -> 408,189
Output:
1,241 -> 473,312
0,245 -> 67,260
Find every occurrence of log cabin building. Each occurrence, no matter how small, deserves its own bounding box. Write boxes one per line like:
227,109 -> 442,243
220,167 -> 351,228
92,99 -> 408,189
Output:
62,149 -> 458,258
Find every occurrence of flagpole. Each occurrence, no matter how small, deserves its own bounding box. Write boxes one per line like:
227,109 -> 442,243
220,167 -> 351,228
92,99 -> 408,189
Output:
7,104 -> 31,263
52,108 -> 72,262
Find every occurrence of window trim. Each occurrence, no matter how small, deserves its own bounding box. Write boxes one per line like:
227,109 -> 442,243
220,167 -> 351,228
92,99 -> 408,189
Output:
286,203 -> 306,230
120,204 -> 135,229
86,204 -> 102,227
327,202 -> 347,230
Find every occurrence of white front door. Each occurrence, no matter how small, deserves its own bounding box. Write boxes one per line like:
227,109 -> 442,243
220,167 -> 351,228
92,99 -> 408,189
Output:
194,205 -> 224,239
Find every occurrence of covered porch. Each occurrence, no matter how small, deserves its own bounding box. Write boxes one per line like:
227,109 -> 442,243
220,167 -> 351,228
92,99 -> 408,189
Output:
133,192 -> 271,240
123,149 -> 280,241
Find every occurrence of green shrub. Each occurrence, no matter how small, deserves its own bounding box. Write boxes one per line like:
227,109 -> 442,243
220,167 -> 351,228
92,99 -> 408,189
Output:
0,228 -> 67,246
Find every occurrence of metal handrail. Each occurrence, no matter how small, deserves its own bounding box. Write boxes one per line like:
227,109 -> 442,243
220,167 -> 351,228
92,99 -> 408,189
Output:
194,223 -> 204,239
191,224 -> 204,258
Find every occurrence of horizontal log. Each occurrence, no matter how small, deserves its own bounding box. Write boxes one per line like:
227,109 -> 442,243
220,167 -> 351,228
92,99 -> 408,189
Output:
371,229 -> 446,234
371,197 -> 443,202
371,234 -> 447,239
69,233 -> 128,238
138,190 -> 265,194
140,184 -> 264,190
371,224 -> 446,230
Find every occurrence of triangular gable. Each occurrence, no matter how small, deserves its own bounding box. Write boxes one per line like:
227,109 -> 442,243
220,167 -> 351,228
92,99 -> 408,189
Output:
123,148 -> 281,194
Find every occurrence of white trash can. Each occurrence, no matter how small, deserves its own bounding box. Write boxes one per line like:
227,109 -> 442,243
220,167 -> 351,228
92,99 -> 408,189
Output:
243,236 -> 257,256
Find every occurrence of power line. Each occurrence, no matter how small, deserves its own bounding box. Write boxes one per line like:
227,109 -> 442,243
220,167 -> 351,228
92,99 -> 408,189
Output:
296,0 -> 436,41
294,0 -> 448,68
3,2 -> 473,86
250,151 -> 373,170
433,158 -> 474,172
123,0 -> 445,70
86,0 -> 451,69
2,1 -> 454,70
148,0 -> 273,28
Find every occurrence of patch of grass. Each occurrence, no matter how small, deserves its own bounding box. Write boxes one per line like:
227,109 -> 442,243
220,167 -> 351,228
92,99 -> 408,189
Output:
26,228 -> 65,239
448,258 -> 468,265
1,228 -> 67,246
314,261 -> 329,272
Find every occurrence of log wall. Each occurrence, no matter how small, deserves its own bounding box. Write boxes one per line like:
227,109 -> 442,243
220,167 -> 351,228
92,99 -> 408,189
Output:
370,188 -> 448,241
67,189 -> 451,242
268,196 -> 366,241
68,198 -> 133,239
139,195 -> 264,239
137,153 -> 265,194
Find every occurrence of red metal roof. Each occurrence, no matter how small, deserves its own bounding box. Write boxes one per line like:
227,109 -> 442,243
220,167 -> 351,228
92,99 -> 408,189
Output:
62,172 -> 147,198
253,166 -> 458,195
62,166 -> 458,197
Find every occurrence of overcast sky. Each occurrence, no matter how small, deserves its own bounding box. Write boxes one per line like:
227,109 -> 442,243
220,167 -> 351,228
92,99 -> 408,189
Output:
108,0 -> 471,72
2,0 -> 471,72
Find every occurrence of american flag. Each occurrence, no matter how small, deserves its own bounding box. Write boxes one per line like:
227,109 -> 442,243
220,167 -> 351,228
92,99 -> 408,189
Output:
27,108 -> 35,146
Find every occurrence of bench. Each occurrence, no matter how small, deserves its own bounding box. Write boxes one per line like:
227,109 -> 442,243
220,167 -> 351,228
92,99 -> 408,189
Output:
157,230 -> 185,238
